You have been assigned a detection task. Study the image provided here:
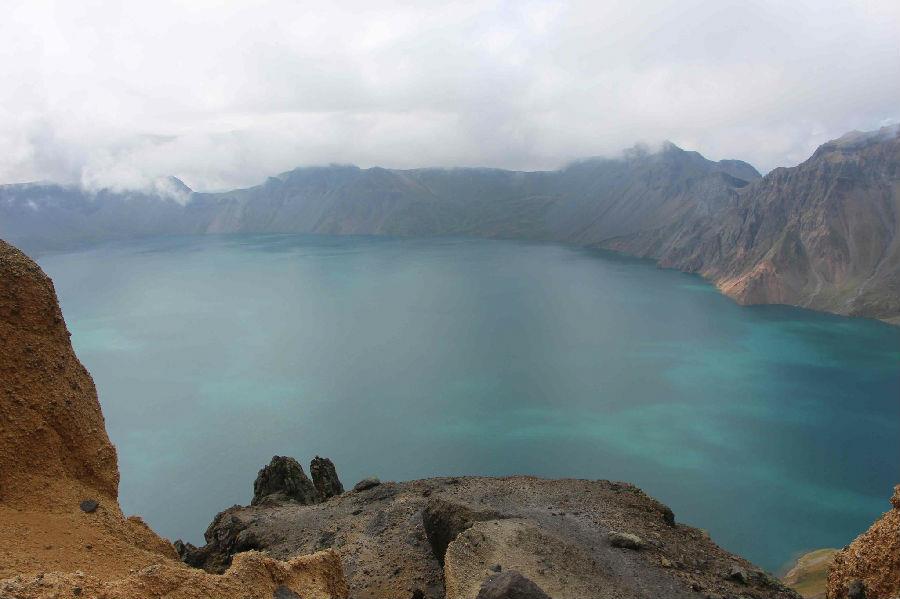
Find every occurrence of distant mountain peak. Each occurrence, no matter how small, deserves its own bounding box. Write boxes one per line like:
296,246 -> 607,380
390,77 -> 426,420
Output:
152,176 -> 193,203
814,124 -> 900,158
619,140 -> 686,161
715,159 -> 762,182
659,140 -> 684,152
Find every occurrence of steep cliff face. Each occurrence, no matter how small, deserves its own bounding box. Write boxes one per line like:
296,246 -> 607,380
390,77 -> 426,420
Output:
0,240 -> 119,507
826,485 -> 900,599
0,239 -> 348,598
0,143 -> 756,250
723,138 -> 899,320
606,127 -> 900,322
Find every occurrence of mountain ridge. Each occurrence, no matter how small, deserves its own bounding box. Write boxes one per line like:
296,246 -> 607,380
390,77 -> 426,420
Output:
2,128 -> 898,323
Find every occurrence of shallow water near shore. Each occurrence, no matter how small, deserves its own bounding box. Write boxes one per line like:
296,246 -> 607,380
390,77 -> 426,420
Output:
38,234 -> 900,572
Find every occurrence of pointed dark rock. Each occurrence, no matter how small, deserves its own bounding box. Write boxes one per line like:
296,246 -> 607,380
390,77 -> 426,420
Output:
310,456 -> 344,499
252,456 -> 318,506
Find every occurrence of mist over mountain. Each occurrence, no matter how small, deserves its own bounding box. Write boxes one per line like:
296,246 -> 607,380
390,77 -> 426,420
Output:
2,127 -> 898,323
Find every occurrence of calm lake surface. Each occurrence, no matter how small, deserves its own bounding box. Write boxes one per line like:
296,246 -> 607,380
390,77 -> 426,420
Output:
38,234 -> 900,572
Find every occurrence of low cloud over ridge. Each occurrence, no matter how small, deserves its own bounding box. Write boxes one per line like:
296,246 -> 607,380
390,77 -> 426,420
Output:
2,0 -> 898,192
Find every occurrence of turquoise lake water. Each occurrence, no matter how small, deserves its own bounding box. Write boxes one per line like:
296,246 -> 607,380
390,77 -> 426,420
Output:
37,234 -> 900,572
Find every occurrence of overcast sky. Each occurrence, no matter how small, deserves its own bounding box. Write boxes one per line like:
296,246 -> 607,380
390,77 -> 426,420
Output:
2,0 -> 898,192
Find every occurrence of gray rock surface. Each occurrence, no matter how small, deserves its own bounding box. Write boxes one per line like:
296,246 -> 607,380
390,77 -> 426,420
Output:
352,477 -> 381,492
726,565 -> 749,585
185,476 -> 801,599
422,497 -> 503,564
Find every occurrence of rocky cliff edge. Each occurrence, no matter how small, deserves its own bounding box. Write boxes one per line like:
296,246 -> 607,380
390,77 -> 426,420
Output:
0,239 -> 348,599
827,485 -> 900,599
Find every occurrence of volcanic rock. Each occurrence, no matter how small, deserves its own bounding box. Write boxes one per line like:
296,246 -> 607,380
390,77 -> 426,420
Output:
475,571 -> 551,599
353,477 -> 381,492
726,565 -> 748,585
252,456 -> 319,506
422,497 -> 503,564
311,456 -> 344,499
190,475 -> 801,599
827,485 -> 900,599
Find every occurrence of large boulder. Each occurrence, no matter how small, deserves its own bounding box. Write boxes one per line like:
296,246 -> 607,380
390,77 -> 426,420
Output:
311,456 -> 344,499
252,456 -> 319,506
353,477 -> 381,492
0,240 -> 120,507
422,497 -> 502,565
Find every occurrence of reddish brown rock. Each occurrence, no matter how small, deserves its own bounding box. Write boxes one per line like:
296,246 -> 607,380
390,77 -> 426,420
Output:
827,485 -> 900,599
0,239 -> 348,598
607,127 -> 900,324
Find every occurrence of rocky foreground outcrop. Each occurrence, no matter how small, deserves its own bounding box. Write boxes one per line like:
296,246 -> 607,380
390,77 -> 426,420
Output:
183,458 -> 800,599
0,239 -> 348,598
826,485 -> 900,599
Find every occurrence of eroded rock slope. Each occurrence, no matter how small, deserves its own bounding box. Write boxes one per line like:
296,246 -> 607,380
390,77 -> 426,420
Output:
607,127 -> 900,322
827,485 -> 900,599
0,239 -> 348,599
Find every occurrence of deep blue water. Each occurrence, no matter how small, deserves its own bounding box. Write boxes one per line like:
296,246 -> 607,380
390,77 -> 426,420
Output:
37,234 -> 900,572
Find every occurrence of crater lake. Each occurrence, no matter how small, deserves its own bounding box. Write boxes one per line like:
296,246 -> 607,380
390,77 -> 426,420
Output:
37,234 -> 900,572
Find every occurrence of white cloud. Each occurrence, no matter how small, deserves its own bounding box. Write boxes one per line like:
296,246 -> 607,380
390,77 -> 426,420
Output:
1,0 -> 898,191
